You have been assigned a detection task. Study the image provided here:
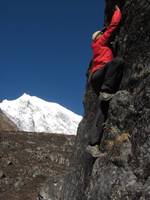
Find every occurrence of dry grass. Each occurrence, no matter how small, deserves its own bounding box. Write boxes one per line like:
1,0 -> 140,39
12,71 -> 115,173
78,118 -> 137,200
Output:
106,132 -> 130,151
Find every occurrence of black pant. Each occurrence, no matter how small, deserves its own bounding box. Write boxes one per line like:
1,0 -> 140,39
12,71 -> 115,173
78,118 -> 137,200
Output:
89,57 -> 124,145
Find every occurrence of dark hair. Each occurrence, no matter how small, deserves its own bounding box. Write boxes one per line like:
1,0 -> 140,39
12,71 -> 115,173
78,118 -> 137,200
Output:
101,27 -> 107,34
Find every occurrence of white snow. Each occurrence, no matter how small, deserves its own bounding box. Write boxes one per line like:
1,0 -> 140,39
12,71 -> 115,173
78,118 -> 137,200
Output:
0,93 -> 82,135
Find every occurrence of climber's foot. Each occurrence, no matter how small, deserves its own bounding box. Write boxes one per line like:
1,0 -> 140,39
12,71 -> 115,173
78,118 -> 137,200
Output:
99,92 -> 114,101
86,144 -> 107,158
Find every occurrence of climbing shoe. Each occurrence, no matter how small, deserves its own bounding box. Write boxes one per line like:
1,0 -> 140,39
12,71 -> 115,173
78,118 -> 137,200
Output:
86,144 -> 104,158
99,92 -> 114,101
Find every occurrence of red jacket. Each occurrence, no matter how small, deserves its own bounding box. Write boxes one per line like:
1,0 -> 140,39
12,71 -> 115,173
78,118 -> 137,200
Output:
91,8 -> 122,73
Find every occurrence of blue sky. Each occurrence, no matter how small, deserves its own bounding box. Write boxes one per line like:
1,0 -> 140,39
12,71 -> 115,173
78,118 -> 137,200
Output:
0,0 -> 104,115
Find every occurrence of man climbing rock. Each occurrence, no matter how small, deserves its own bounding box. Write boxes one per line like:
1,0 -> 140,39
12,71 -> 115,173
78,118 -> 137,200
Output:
86,5 -> 124,157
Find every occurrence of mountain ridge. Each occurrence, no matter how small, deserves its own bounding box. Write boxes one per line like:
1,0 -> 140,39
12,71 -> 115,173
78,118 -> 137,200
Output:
0,93 -> 82,135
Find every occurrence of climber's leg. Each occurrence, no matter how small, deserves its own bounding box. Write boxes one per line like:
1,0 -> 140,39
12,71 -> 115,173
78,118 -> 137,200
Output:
86,101 -> 109,157
90,67 -> 106,95
101,57 -> 125,93
89,101 -> 109,146
89,67 -> 110,146
87,62 -> 120,157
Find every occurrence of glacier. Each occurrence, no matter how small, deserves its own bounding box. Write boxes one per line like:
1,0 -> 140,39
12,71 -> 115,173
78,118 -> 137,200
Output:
0,93 -> 82,135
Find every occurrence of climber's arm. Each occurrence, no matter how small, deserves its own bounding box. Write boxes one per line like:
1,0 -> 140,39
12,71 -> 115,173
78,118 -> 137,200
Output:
98,6 -> 122,45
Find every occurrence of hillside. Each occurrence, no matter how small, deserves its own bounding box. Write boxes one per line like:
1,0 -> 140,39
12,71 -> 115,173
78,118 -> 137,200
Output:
0,131 -> 75,200
0,109 -> 18,131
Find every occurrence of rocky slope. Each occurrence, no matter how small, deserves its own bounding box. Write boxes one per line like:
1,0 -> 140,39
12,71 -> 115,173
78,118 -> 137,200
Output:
0,131 -> 75,200
39,0 -> 150,199
0,109 -> 18,131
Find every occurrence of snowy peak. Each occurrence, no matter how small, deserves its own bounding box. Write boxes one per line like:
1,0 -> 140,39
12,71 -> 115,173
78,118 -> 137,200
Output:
0,94 -> 82,135
16,93 -> 31,100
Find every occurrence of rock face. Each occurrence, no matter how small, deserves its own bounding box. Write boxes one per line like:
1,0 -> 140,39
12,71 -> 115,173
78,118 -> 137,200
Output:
0,131 -> 75,200
40,0 -> 150,199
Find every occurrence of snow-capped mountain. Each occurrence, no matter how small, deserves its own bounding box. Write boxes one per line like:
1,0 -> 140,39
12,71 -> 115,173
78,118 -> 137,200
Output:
0,94 -> 82,135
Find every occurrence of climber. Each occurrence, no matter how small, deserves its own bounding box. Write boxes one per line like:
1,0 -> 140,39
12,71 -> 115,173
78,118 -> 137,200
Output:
86,5 -> 124,157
